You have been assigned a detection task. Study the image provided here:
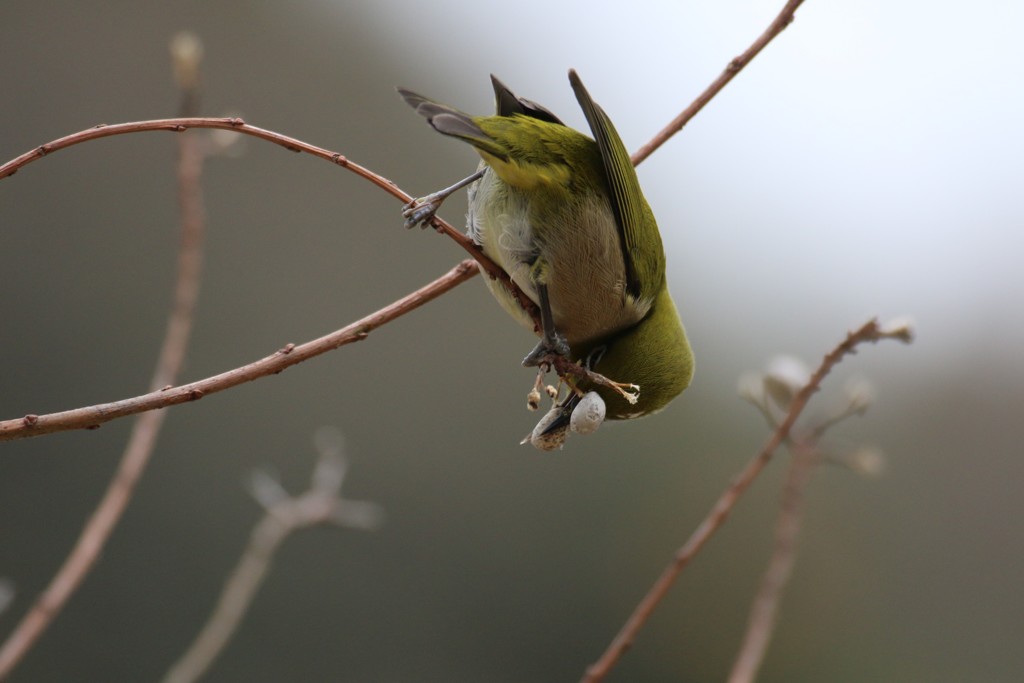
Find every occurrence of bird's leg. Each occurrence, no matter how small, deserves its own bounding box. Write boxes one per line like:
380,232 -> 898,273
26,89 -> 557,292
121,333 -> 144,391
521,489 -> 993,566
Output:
522,283 -> 570,367
402,169 -> 485,229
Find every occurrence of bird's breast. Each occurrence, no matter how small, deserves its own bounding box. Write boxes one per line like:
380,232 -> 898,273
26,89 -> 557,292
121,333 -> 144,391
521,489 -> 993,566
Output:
467,168 -> 650,347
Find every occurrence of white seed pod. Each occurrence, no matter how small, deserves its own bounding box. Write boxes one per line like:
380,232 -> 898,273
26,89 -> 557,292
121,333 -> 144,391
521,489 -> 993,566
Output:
525,406 -> 569,451
737,372 -> 766,404
763,355 -> 811,410
570,391 -> 606,435
846,446 -> 886,478
169,31 -> 203,90
844,376 -> 876,413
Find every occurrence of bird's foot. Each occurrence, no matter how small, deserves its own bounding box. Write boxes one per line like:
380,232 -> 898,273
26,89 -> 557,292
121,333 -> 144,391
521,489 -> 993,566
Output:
402,169 -> 485,229
594,376 -> 641,405
521,332 -> 571,368
402,193 -> 445,229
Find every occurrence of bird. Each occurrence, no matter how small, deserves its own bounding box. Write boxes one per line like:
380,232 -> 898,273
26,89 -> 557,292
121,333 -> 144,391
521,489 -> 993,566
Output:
399,71 -> 693,446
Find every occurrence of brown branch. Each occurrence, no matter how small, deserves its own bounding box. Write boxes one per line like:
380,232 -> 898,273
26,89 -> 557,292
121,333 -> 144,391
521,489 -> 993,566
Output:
580,318 -> 913,683
630,0 -> 807,166
0,50 -> 209,676
727,440 -> 818,683
0,115 -> 534,321
0,260 -> 478,442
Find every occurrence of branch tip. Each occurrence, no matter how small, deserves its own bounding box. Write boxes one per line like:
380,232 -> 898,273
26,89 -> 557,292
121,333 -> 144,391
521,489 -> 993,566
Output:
170,31 -> 204,91
878,316 -> 915,344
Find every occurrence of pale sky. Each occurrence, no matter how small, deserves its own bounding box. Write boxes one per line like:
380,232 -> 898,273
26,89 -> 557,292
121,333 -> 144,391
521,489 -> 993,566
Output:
344,0 -> 1024,366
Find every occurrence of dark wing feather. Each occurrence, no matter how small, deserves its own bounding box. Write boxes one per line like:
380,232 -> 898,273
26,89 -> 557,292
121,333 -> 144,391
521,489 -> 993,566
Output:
490,75 -> 565,124
568,69 -> 663,301
397,87 -> 506,159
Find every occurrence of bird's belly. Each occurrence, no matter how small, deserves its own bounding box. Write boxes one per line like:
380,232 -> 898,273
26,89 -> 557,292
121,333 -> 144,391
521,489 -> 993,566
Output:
468,170 -> 648,348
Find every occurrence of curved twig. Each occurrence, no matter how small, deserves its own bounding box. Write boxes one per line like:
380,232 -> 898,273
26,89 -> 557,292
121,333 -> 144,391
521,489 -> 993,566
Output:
0,116 -> 534,321
0,260 -> 478,442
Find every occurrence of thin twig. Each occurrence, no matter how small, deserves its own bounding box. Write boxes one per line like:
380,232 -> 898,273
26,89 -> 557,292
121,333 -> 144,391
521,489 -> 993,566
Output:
0,260 -> 478,443
0,53 -> 208,677
630,0 -> 807,166
580,318 -> 913,683
161,435 -> 381,683
0,116 -> 534,320
727,440 -> 818,683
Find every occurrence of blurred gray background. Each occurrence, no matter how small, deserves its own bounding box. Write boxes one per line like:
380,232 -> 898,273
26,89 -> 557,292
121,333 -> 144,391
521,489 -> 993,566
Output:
2,1 -> 1022,681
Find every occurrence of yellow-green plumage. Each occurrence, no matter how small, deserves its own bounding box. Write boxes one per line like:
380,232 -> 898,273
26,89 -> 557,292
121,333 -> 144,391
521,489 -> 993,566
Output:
399,71 -> 693,419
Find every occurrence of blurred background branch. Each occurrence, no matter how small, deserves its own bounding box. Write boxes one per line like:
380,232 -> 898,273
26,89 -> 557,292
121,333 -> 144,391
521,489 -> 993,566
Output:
582,318 -> 913,682
727,439 -> 818,683
0,34 -> 210,679
161,428 -> 382,683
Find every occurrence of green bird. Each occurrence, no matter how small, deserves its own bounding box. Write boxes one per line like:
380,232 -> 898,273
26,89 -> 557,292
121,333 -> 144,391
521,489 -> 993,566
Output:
399,71 -> 693,444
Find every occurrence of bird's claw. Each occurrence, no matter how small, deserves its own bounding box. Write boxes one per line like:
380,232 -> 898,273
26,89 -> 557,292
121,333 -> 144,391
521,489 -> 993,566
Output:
521,332 -> 570,368
601,379 -> 640,405
402,196 -> 442,229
